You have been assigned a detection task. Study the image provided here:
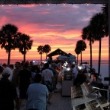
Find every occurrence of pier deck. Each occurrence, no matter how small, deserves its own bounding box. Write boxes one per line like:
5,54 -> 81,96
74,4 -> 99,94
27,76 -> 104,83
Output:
47,92 -> 72,110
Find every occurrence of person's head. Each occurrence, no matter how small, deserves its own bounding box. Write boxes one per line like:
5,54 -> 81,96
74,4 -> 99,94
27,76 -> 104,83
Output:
9,64 -> 14,70
33,73 -> 42,83
15,62 -> 21,69
90,73 -> 98,81
90,68 -> 96,73
43,63 -> 49,69
23,62 -> 29,69
31,65 -> 40,73
2,72 -> 10,79
2,63 -> 7,68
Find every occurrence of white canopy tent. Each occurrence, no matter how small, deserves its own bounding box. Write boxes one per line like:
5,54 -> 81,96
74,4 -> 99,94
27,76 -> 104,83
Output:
57,54 -> 76,63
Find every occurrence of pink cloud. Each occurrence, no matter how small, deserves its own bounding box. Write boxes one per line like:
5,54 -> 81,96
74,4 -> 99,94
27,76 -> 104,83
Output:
0,4 -> 108,61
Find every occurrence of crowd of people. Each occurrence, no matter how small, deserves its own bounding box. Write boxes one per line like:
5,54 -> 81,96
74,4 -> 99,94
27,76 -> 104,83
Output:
0,60 -> 106,110
0,60 -> 61,110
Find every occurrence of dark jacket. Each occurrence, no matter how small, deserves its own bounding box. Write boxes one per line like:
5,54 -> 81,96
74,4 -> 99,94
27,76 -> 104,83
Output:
0,77 -> 18,110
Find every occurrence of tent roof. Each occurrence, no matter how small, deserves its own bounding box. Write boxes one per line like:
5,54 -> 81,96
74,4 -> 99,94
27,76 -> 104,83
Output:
47,48 -> 68,57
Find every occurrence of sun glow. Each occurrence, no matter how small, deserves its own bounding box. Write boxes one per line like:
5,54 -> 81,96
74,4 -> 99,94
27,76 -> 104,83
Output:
0,4 -> 108,64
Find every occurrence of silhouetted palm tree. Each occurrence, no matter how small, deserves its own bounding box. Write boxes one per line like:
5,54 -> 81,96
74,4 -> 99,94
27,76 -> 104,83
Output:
16,32 -> 33,62
43,44 -> 51,60
90,13 -> 107,75
37,45 -> 44,63
102,4 -> 109,81
75,40 -> 87,64
74,47 -> 80,64
0,24 -> 18,65
102,4 -> 108,36
82,25 -> 94,70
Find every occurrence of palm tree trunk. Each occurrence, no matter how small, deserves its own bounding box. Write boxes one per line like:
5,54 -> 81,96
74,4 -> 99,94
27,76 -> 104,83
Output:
23,53 -> 26,63
41,54 -> 42,63
8,50 -> 11,65
98,39 -> 102,75
80,52 -> 82,64
90,39 -> 93,70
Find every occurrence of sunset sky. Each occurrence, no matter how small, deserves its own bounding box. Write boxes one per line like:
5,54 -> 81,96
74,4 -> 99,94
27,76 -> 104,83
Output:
0,4 -> 109,62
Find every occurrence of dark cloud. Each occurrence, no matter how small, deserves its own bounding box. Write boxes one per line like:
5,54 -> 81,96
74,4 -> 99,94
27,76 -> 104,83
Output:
0,4 -> 103,59
0,4 -> 102,32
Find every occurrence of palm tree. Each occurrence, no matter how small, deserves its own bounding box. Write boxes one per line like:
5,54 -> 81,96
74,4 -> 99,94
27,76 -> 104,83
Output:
43,44 -> 51,60
102,4 -> 109,83
16,32 -> 33,62
0,24 -> 18,65
82,25 -> 95,70
75,40 -> 87,64
74,47 -> 80,64
37,45 -> 44,63
90,13 -> 107,75
102,4 -> 108,36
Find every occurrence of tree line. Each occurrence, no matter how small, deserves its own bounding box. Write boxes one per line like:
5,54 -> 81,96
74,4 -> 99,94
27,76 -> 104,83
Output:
0,24 -> 33,65
37,44 -> 51,63
0,24 -> 52,65
75,4 -> 108,75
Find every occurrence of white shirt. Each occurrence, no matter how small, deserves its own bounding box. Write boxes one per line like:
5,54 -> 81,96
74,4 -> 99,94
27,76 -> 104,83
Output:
41,69 -> 54,82
3,67 -> 13,81
26,83 -> 49,110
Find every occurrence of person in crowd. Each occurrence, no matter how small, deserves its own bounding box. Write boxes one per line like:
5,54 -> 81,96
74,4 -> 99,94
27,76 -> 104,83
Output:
0,71 -> 19,110
2,63 -> 13,81
71,64 -> 78,81
31,65 -> 40,82
18,62 -> 32,110
12,62 -> 21,97
9,64 -> 14,73
41,63 -> 54,104
89,72 -> 103,88
26,73 -> 49,110
47,56 -> 52,64
0,66 -> 3,79
48,63 -> 58,91
55,64 -> 63,91
88,72 -> 106,98
73,68 -> 87,86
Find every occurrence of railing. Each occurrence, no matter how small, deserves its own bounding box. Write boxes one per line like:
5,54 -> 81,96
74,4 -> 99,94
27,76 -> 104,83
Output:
71,83 -> 110,110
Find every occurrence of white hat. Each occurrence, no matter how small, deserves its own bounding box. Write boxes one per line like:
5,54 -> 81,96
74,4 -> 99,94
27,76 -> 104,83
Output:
2,72 -> 10,78
2,67 -> 11,77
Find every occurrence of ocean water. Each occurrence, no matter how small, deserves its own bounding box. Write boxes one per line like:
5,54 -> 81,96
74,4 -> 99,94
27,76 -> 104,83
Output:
92,61 -> 109,84
81,60 -> 109,84
0,59 -> 23,64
